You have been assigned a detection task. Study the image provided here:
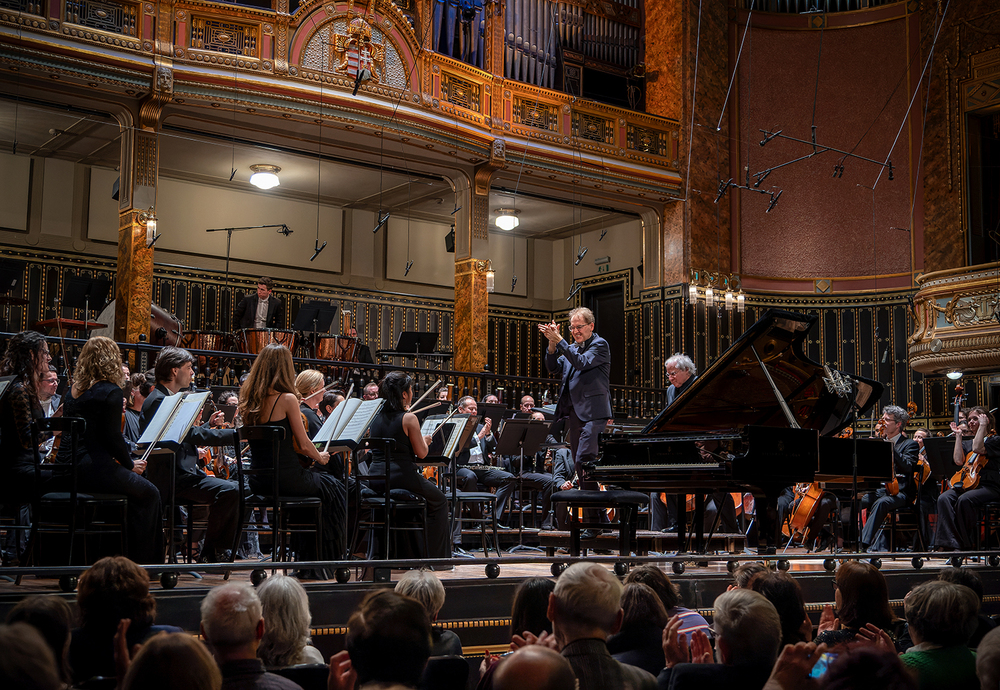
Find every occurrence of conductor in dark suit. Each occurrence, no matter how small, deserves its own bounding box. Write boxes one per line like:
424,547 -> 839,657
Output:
234,276 -> 284,329
140,346 -> 240,562
542,307 -> 612,536
860,404 -> 920,552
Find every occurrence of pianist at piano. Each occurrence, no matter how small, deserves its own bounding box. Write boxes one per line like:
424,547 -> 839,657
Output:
859,406 -> 920,553
650,353 -> 700,532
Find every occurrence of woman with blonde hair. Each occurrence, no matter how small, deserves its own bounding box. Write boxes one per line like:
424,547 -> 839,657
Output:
239,344 -> 346,575
58,336 -> 162,564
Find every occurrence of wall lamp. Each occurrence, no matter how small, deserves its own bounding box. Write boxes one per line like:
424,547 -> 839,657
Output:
688,269 -> 744,313
475,259 -> 495,293
137,207 -> 160,248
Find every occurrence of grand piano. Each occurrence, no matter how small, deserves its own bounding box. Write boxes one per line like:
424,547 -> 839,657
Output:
588,309 -> 893,553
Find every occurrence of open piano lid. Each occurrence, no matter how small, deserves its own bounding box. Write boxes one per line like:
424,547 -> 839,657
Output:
643,309 -> 883,436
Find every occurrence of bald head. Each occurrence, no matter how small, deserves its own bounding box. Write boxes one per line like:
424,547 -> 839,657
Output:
494,646 -> 576,690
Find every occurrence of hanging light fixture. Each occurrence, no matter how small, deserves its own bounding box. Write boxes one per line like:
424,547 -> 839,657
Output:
736,290 -> 746,313
249,164 -> 281,190
495,208 -> 520,231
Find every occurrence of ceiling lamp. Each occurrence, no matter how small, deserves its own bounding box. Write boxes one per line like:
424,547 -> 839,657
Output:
946,371 -> 963,380
249,164 -> 281,190
495,208 -> 520,231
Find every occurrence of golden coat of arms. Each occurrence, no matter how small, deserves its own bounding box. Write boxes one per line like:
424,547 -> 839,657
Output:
333,0 -> 386,85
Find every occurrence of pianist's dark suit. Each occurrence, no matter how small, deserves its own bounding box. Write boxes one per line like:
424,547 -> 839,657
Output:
651,375 -> 698,531
860,433 -> 919,551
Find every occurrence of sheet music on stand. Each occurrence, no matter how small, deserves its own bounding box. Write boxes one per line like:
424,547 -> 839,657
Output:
421,413 -> 477,460
312,398 -> 384,453
136,391 -> 211,449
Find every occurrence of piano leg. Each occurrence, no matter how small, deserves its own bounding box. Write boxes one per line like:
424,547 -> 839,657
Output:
756,489 -> 781,555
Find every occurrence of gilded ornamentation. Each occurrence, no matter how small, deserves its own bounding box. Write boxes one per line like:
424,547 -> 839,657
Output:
301,18 -> 404,89
332,0 -> 386,85
191,17 -> 259,58
155,65 -> 172,93
490,138 -> 505,166
441,72 -> 480,111
514,98 -> 559,132
65,0 -> 138,36
936,293 -> 1000,327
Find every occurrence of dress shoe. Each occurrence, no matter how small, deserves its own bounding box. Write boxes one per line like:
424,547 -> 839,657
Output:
580,529 -> 607,540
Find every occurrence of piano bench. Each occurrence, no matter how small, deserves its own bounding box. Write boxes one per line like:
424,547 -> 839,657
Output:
550,490 -> 649,557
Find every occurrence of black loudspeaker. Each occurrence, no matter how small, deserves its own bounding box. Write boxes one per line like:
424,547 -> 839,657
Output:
637,260 -> 643,279
445,226 -> 455,253
111,177 -> 120,201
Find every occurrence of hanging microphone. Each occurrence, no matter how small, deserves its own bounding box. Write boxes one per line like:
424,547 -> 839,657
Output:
753,169 -> 772,188
766,190 -> 782,213
146,233 -> 162,249
759,129 -> 782,146
511,275 -> 517,291
567,283 -> 582,300
715,178 -> 732,204
887,161 -> 894,181
881,347 -> 889,364
404,260 -> 413,276
599,228 -> 607,241
309,240 -> 328,262
575,247 -> 588,265
450,205 -> 462,215
229,168 -> 237,181
352,68 -> 371,96
277,225 -> 293,236
372,213 -> 390,233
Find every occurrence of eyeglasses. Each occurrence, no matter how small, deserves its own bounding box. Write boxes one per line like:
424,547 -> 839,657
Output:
666,370 -> 680,377
568,324 -> 588,331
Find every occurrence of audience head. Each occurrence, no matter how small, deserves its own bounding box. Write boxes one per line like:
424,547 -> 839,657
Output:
294,369 -> 325,406
493,646 -> 577,690
199,582 -> 264,661
904,580 -> 978,647
255,575 -> 315,668
121,632 -> 221,690
822,646 -> 916,690
549,563 -> 623,643
74,336 -> 125,391
395,569 -> 447,622
0,622 -> 63,690
731,561 -> 768,589
6,595 -> 73,684
238,344 -> 297,424
748,570 -> 809,646
937,566 -> 985,603
623,564 -> 680,611
834,560 -> 894,631
510,577 -> 556,638
153,346 -> 195,387
0,330 -> 50,397
619,582 -> 668,631
363,382 -> 381,400
345,590 -> 431,687
77,556 -> 156,632
977,627 -> 1000,690
711,589 -> 781,667
379,372 -> 414,412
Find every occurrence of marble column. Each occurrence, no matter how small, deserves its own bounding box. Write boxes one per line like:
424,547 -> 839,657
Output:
453,258 -> 489,375
114,210 -> 154,349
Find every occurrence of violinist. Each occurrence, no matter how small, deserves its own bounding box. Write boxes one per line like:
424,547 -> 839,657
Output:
911,427 -> 938,548
38,365 -> 60,418
934,407 -> 1000,552
58,336 -> 163,564
859,405 -> 919,553
0,332 -> 52,566
123,372 -> 152,447
140,346 -> 240,563
295,369 -> 325,437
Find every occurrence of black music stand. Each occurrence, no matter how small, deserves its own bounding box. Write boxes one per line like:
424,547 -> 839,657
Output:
415,400 -> 451,423
293,301 -> 338,358
477,403 -> 510,431
61,276 -> 111,331
395,331 -> 439,355
495,418 -> 549,552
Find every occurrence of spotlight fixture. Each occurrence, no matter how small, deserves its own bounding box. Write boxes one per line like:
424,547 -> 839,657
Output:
495,208 -> 520,231
249,164 -> 281,190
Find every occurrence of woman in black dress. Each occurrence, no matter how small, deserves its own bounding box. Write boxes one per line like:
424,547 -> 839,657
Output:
0,331 -> 52,503
59,336 -> 163,564
239,345 -> 346,571
367,371 -> 450,560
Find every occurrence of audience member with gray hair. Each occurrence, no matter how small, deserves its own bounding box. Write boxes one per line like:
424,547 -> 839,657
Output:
255,575 -> 325,667
660,588 -> 781,690
494,646 -> 577,690
544,562 -> 656,690
200,582 -> 302,689
395,569 -> 462,656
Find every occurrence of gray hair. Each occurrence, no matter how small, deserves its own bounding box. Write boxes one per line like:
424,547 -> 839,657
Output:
457,396 -> 476,411
882,405 -> 909,426
905,580 -> 978,646
665,353 -> 697,376
712,589 -> 781,666
552,562 -> 622,633
255,575 -> 313,667
395,569 -> 446,619
200,583 -> 262,649
568,307 -> 594,325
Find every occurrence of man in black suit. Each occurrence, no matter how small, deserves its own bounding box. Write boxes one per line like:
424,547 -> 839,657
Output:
860,404 -> 920,552
233,276 -> 284,329
453,396 -> 516,536
140,346 -> 240,562
348,327 -> 375,364
541,307 -> 612,537
651,353 -> 699,532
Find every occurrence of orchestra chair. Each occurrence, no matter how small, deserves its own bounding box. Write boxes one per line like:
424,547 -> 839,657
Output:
234,426 -> 323,568
420,656 -> 469,690
443,463 -> 502,558
352,438 -> 430,560
976,502 -> 1000,551
271,664 -> 329,690
550,489 -> 649,557
22,417 -> 128,571
884,504 -> 925,553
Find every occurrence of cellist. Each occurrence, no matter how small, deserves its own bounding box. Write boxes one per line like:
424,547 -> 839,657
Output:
934,407 -> 1000,552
